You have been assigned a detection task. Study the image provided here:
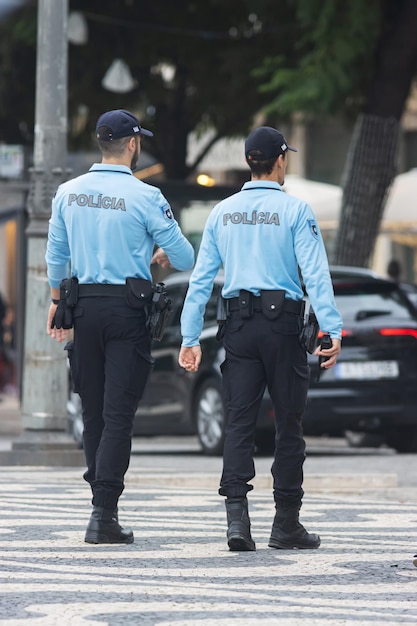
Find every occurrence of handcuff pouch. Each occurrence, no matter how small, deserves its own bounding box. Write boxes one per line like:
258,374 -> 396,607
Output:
260,290 -> 285,320
125,277 -> 153,309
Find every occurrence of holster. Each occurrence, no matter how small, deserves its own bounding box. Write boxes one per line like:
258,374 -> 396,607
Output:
216,294 -> 228,341
125,277 -> 153,309
299,305 -> 319,353
147,282 -> 172,342
61,276 -> 79,306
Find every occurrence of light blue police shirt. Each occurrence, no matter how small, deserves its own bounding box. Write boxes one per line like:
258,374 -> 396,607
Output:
45,163 -> 194,288
181,180 -> 343,346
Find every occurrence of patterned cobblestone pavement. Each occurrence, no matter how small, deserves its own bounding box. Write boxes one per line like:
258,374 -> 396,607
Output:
0,468 -> 416,625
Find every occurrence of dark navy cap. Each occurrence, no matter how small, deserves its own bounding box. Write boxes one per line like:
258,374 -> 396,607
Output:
95,109 -> 153,141
245,126 -> 297,161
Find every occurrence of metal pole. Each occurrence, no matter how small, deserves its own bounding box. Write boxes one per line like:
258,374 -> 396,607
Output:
21,0 -> 69,430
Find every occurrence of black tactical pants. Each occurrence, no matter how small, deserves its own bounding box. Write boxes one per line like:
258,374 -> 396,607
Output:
70,296 -> 153,510
219,309 -> 310,505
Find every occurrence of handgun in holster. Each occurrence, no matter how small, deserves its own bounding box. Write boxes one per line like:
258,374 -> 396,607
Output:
299,305 -> 319,354
147,282 -> 172,342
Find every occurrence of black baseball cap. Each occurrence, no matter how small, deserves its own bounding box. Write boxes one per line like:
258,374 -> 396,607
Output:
95,109 -> 153,141
245,126 -> 297,161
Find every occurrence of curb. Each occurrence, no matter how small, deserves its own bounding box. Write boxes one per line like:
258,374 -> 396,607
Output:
125,471 -> 398,491
0,466 -> 398,492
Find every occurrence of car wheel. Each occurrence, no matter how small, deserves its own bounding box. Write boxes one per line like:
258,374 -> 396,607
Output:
385,426 -> 417,453
194,378 -> 226,456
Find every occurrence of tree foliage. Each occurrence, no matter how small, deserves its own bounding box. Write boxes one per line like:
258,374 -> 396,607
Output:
0,0 -> 298,179
0,0 -> 37,144
255,0 -> 382,120
256,0 -> 417,268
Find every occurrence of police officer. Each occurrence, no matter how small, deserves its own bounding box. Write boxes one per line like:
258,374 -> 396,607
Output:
179,126 -> 342,552
46,109 -> 194,544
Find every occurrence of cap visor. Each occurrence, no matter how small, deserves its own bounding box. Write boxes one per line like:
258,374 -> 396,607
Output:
287,145 -> 297,152
140,128 -> 153,137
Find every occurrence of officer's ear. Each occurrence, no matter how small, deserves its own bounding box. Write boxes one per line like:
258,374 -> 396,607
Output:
275,153 -> 286,170
127,136 -> 137,150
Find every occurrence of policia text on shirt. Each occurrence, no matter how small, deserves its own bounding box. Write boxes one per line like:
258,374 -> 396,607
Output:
67,193 -> 127,211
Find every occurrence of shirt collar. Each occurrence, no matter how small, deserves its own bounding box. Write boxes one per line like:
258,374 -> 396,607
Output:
241,180 -> 283,191
89,163 -> 133,175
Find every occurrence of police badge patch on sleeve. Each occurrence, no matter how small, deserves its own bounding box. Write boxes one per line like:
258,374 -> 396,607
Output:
161,204 -> 174,222
308,219 -> 319,240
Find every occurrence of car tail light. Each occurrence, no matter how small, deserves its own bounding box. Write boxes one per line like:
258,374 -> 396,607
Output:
379,328 -> 417,339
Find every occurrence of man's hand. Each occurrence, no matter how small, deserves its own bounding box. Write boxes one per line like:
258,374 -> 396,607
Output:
46,303 -> 70,343
178,346 -> 202,372
151,247 -> 173,269
314,337 -> 341,370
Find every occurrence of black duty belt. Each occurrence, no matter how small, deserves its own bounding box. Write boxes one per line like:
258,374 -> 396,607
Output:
227,295 -> 302,315
78,284 -> 126,297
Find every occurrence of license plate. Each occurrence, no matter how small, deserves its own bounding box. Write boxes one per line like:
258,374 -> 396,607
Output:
335,361 -> 399,380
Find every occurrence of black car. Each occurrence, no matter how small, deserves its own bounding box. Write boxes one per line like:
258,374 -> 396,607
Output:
68,266 -> 417,454
303,266 -> 417,452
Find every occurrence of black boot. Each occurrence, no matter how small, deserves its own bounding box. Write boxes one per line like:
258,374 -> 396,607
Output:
268,503 -> 320,550
84,506 -> 134,544
225,497 -> 256,551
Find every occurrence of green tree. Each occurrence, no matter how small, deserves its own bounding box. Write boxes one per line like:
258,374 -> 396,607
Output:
68,0 -> 299,179
334,0 -> 417,266
0,0 -> 297,180
256,0 -> 417,267
0,1 -> 37,144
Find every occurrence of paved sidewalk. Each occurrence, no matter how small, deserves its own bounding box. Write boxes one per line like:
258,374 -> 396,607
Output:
0,467 -> 416,626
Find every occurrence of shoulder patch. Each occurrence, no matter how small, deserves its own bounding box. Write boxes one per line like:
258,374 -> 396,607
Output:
161,204 -> 173,221
308,219 -> 319,240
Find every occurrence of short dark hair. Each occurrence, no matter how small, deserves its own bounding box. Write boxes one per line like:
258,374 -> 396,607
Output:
96,128 -> 133,157
246,153 -> 285,176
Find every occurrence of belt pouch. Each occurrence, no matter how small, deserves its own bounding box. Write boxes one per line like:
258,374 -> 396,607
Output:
216,294 -> 228,324
238,290 -> 253,318
261,290 -> 285,320
61,276 -> 79,306
53,278 -> 78,329
125,277 -> 153,309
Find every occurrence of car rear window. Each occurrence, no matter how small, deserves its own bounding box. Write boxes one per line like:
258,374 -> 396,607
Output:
333,280 -> 417,322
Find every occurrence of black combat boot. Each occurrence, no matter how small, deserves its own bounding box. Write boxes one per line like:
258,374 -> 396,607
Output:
268,503 -> 320,550
225,497 -> 256,551
84,506 -> 134,544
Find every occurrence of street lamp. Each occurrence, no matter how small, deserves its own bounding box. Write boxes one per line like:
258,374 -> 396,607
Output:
101,58 -> 137,93
68,10 -> 137,94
